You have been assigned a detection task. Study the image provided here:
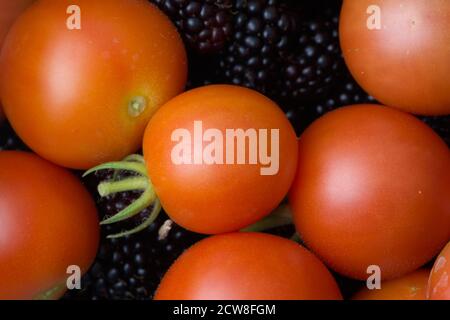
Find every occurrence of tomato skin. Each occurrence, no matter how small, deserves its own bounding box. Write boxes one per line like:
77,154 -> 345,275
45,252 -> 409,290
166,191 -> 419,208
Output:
143,85 -> 298,234
0,0 -> 34,123
340,0 -> 450,116
353,269 -> 429,300
289,105 -> 450,280
0,0 -> 187,169
0,151 -> 99,299
428,242 -> 450,300
155,233 -> 342,300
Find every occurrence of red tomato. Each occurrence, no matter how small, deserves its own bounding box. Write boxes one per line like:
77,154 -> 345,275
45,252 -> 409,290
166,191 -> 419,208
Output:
340,0 -> 450,115
289,105 -> 450,280
144,85 -> 298,234
353,269 -> 429,300
428,242 -> 450,300
0,0 -> 34,123
0,0 -> 187,169
155,233 -> 342,300
0,151 -> 99,299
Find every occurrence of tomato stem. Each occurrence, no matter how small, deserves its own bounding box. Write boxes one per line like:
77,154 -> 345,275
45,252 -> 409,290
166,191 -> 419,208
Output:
241,204 -> 293,232
98,176 -> 149,197
84,154 -> 161,238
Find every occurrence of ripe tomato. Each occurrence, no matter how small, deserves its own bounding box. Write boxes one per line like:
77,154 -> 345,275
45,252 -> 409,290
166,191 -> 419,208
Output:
143,85 -> 298,234
0,0 -> 187,169
0,151 -> 99,299
353,269 -> 429,300
289,105 -> 450,280
340,0 -> 450,115
0,0 -> 34,123
428,242 -> 450,300
155,233 -> 342,300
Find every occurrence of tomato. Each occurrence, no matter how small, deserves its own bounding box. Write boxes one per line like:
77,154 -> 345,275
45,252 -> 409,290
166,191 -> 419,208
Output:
353,269 -> 429,300
428,242 -> 450,300
289,105 -> 450,280
0,151 -> 99,299
154,232 -> 342,300
0,0 -> 187,169
340,0 -> 450,115
0,0 -> 34,123
143,85 -> 298,234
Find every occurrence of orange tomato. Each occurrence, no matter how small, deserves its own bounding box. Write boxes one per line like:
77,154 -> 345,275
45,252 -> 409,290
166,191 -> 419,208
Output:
353,269 -> 429,300
155,233 -> 342,300
428,242 -> 450,300
0,151 -> 99,299
144,85 -> 298,234
340,0 -> 450,115
0,0 -> 187,169
289,105 -> 450,280
0,0 -> 34,123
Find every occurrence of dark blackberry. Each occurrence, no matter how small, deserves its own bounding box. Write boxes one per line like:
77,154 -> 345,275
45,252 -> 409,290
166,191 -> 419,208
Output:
64,169 -> 204,300
219,0 -> 344,104
219,0 -> 300,100
0,121 -> 28,151
151,0 -> 233,54
421,115 -> 450,146
277,5 -> 343,102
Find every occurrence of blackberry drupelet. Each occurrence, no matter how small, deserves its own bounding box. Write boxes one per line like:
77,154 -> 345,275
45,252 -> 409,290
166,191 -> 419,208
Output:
64,170 -> 204,300
151,0 -> 233,54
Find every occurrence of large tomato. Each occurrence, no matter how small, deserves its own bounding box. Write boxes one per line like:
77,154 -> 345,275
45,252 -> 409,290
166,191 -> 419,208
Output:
0,0 -> 34,123
428,242 -> 450,300
155,233 -> 342,300
353,269 -> 429,300
340,0 -> 450,115
289,105 -> 450,280
0,0 -> 187,169
143,85 -> 298,234
0,151 -> 99,299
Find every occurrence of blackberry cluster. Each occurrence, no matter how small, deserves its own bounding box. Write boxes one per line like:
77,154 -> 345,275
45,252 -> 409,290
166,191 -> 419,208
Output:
219,0 -> 300,100
218,0 -> 344,104
421,115 -> 450,146
151,0 -> 233,54
64,170 -> 204,300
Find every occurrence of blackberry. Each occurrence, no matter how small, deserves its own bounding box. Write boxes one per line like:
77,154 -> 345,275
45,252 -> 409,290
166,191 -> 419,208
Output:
0,121 -> 28,151
151,0 -> 233,54
219,0 -> 344,104
65,169 -> 204,300
219,0 -> 300,100
421,115 -> 450,146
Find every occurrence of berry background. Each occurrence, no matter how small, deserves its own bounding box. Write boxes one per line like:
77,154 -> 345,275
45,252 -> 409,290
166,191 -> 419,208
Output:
0,0 -> 448,300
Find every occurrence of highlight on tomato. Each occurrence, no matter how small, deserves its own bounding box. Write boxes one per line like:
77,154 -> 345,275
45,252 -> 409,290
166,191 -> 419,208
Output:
85,85 -> 299,237
289,104 -> 450,281
0,0 -> 187,169
0,151 -> 99,299
352,269 -> 430,300
427,242 -> 450,300
154,232 -> 343,300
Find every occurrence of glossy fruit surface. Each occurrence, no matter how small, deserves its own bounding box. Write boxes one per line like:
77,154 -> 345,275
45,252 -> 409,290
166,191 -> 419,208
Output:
0,151 -> 99,299
0,0 -> 34,123
353,269 -> 429,300
144,85 -> 298,234
340,0 -> 450,115
155,232 -> 342,300
428,242 -> 450,300
0,0 -> 187,169
290,105 -> 450,280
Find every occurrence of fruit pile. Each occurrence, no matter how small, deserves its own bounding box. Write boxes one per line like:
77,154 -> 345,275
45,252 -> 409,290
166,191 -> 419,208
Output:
0,0 -> 449,301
